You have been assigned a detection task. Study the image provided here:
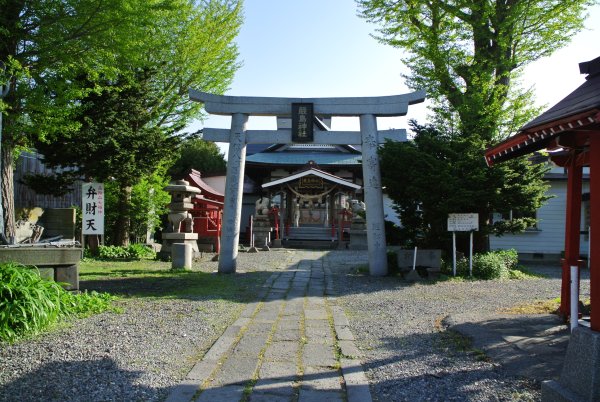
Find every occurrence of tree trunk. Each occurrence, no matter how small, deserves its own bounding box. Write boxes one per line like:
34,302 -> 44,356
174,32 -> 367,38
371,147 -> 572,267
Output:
1,144 -> 15,241
113,184 -> 131,246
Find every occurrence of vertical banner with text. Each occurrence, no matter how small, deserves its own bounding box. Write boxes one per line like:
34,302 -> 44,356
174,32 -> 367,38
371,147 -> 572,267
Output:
82,182 -> 105,235
292,103 -> 314,142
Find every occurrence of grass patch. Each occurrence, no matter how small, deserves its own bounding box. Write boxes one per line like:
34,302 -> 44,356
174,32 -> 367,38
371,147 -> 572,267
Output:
508,266 -> 546,279
501,297 -> 561,314
80,259 -> 272,301
1,262 -> 116,343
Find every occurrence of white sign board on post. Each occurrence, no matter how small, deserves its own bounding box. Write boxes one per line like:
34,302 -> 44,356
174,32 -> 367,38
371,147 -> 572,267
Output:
448,213 -> 478,277
82,182 -> 105,235
447,213 -> 479,231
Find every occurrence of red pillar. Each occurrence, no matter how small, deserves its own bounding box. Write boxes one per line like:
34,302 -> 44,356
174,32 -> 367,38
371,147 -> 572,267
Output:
590,136 -> 600,331
560,153 -> 583,317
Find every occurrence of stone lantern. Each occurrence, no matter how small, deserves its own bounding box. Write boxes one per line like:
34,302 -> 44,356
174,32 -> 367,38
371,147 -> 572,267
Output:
160,180 -> 201,261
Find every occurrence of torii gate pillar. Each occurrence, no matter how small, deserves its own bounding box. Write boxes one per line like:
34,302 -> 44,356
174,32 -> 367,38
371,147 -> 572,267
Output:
360,114 -> 387,275
219,113 -> 248,273
190,90 -> 426,275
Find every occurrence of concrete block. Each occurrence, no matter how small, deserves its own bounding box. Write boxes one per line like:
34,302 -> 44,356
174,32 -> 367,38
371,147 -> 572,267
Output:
0,247 -> 81,266
397,249 -> 441,269
541,326 -> 600,401
55,264 -> 79,290
35,267 -> 55,281
172,243 -> 192,270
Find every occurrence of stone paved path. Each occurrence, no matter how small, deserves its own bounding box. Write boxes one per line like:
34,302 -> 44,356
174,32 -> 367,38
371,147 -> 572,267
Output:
165,257 -> 371,402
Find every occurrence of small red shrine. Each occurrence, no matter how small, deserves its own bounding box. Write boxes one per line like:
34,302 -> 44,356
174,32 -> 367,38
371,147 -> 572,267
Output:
485,56 -> 600,332
183,169 -> 224,253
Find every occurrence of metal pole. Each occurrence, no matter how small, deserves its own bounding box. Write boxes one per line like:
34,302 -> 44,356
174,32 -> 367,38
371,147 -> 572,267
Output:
412,246 -> 417,271
469,231 -> 473,277
570,265 -> 579,331
452,231 -> 457,276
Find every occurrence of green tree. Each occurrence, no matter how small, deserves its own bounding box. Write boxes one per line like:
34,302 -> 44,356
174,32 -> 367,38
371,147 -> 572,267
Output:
358,0 -> 593,251
103,168 -> 171,245
380,122 -> 549,253
35,70 -> 179,245
13,0 -> 241,245
357,0 -> 595,141
0,0 -> 163,238
1,0 -> 242,241
168,136 -> 227,179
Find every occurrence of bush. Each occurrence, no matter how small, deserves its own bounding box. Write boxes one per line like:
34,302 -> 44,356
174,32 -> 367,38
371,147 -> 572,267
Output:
97,244 -> 155,260
0,262 -> 115,343
473,252 -> 510,280
441,257 -> 469,277
494,248 -> 518,271
442,249 -> 518,280
1,263 -> 65,342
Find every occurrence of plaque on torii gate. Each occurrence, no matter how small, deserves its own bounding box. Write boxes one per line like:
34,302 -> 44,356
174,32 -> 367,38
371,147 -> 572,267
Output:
189,90 -> 426,276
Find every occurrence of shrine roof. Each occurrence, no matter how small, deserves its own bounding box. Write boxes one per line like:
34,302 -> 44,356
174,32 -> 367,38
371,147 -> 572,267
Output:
246,151 -> 362,166
184,169 -> 225,202
262,167 -> 361,190
485,56 -> 600,166
522,56 -> 600,130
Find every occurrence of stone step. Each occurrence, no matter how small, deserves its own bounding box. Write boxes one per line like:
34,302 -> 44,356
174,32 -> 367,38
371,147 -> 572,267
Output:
283,239 -> 338,249
287,227 -> 336,240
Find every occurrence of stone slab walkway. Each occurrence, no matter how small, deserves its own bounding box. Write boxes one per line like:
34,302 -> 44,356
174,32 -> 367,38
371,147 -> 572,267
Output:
446,313 -> 570,381
165,257 -> 371,402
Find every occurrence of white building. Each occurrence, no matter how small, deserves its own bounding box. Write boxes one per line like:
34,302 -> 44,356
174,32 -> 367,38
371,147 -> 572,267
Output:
490,165 -> 590,263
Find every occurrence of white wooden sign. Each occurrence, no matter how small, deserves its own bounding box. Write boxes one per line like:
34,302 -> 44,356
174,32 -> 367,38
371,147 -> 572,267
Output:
82,182 -> 105,235
448,213 -> 479,232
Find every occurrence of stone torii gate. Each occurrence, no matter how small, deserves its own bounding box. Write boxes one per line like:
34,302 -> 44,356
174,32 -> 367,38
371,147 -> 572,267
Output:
189,90 -> 426,275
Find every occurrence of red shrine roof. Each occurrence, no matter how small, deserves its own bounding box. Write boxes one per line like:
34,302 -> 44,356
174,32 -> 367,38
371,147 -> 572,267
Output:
184,169 -> 225,203
485,56 -> 600,166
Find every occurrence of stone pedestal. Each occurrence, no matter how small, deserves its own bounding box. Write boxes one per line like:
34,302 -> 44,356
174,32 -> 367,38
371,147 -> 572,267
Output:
0,247 -> 81,290
172,243 -> 192,270
253,215 -> 272,249
542,326 -> 600,401
349,218 -> 368,250
160,232 -> 200,260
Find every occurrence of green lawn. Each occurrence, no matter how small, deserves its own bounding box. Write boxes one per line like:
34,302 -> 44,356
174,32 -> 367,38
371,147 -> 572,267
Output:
79,259 -> 271,301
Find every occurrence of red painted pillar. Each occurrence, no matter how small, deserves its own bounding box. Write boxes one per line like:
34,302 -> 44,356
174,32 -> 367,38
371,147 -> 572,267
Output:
590,136 -> 600,331
560,152 -> 583,317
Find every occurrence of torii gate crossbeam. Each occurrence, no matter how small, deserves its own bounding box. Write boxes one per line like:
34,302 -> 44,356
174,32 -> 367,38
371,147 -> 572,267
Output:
189,90 -> 426,276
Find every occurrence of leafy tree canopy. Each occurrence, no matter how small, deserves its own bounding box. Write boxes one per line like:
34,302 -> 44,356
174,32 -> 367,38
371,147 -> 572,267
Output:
7,0 -> 242,241
357,0 -> 595,141
379,122 -> 550,252
358,0 -> 594,251
168,135 -> 227,179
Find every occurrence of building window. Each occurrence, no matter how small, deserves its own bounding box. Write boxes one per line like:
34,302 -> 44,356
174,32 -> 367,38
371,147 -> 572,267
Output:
492,209 -> 538,231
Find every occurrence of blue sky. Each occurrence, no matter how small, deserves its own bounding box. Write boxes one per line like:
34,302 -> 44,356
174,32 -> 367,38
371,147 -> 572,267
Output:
191,0 -> 600,146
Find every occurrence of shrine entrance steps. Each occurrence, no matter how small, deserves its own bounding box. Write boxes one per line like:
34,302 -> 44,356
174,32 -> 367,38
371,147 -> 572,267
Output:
284,226 -> 339,249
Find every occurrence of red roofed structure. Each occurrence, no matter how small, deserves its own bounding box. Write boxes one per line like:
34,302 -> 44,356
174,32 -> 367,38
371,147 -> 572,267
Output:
486,56 -> 600,331
183,169 -> 224,253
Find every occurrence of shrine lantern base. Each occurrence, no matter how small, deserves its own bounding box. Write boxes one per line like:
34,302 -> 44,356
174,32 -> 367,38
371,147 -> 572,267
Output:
542,326 -> 600,401
159,232 -> 200,260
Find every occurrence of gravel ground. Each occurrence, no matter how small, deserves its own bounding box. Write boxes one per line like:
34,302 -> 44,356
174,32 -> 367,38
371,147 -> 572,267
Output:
0,250 -> 304,402
0,249 -> 588,402
327,250 -> 591,402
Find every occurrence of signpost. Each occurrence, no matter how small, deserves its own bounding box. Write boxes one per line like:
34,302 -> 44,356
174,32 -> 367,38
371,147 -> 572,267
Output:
448,213 -> 478,276
82,183 -> 105,249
